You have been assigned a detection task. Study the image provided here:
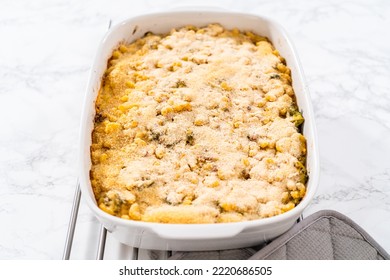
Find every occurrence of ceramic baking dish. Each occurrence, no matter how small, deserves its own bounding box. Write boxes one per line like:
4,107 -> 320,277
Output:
79,9 -> 320,251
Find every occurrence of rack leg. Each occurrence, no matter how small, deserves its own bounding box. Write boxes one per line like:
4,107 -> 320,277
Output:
62,180 -> 82,260
96,225 -> 107,260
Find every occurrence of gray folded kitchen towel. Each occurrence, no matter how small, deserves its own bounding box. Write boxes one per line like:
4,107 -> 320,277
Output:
169,210 -> 390,260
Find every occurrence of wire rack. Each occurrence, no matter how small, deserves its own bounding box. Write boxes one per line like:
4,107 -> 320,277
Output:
61,181 -> 191,260
62,181 -> 139,260
62,180 -> 303,260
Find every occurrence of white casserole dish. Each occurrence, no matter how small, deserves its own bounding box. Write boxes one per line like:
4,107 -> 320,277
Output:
79,10 -> 320,251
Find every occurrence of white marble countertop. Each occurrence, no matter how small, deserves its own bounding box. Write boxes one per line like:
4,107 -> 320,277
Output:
1,0 -> 389,259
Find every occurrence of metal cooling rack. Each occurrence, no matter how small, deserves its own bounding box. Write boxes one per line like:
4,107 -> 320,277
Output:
62,180 -> 302,260
62,181 -> 178,260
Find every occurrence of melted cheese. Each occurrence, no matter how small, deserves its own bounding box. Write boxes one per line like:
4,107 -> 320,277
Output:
90,24 -> 307,223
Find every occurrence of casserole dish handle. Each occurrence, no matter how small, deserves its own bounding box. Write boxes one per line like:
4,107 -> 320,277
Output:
166,5 -> 228,12
151,224 -> 246,240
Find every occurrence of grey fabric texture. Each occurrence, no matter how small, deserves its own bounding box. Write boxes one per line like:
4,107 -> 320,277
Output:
169,248 -> 257,260
249,210 -> 389,260
169,210 -> 390,260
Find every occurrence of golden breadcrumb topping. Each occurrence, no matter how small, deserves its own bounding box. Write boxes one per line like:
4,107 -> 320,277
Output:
90,24 -> 307,224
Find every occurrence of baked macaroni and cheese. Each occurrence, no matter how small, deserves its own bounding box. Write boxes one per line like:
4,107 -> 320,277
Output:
90,24 -> 307,223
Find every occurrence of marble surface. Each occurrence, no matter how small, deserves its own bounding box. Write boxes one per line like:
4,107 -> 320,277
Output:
1,0 -> 389,259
